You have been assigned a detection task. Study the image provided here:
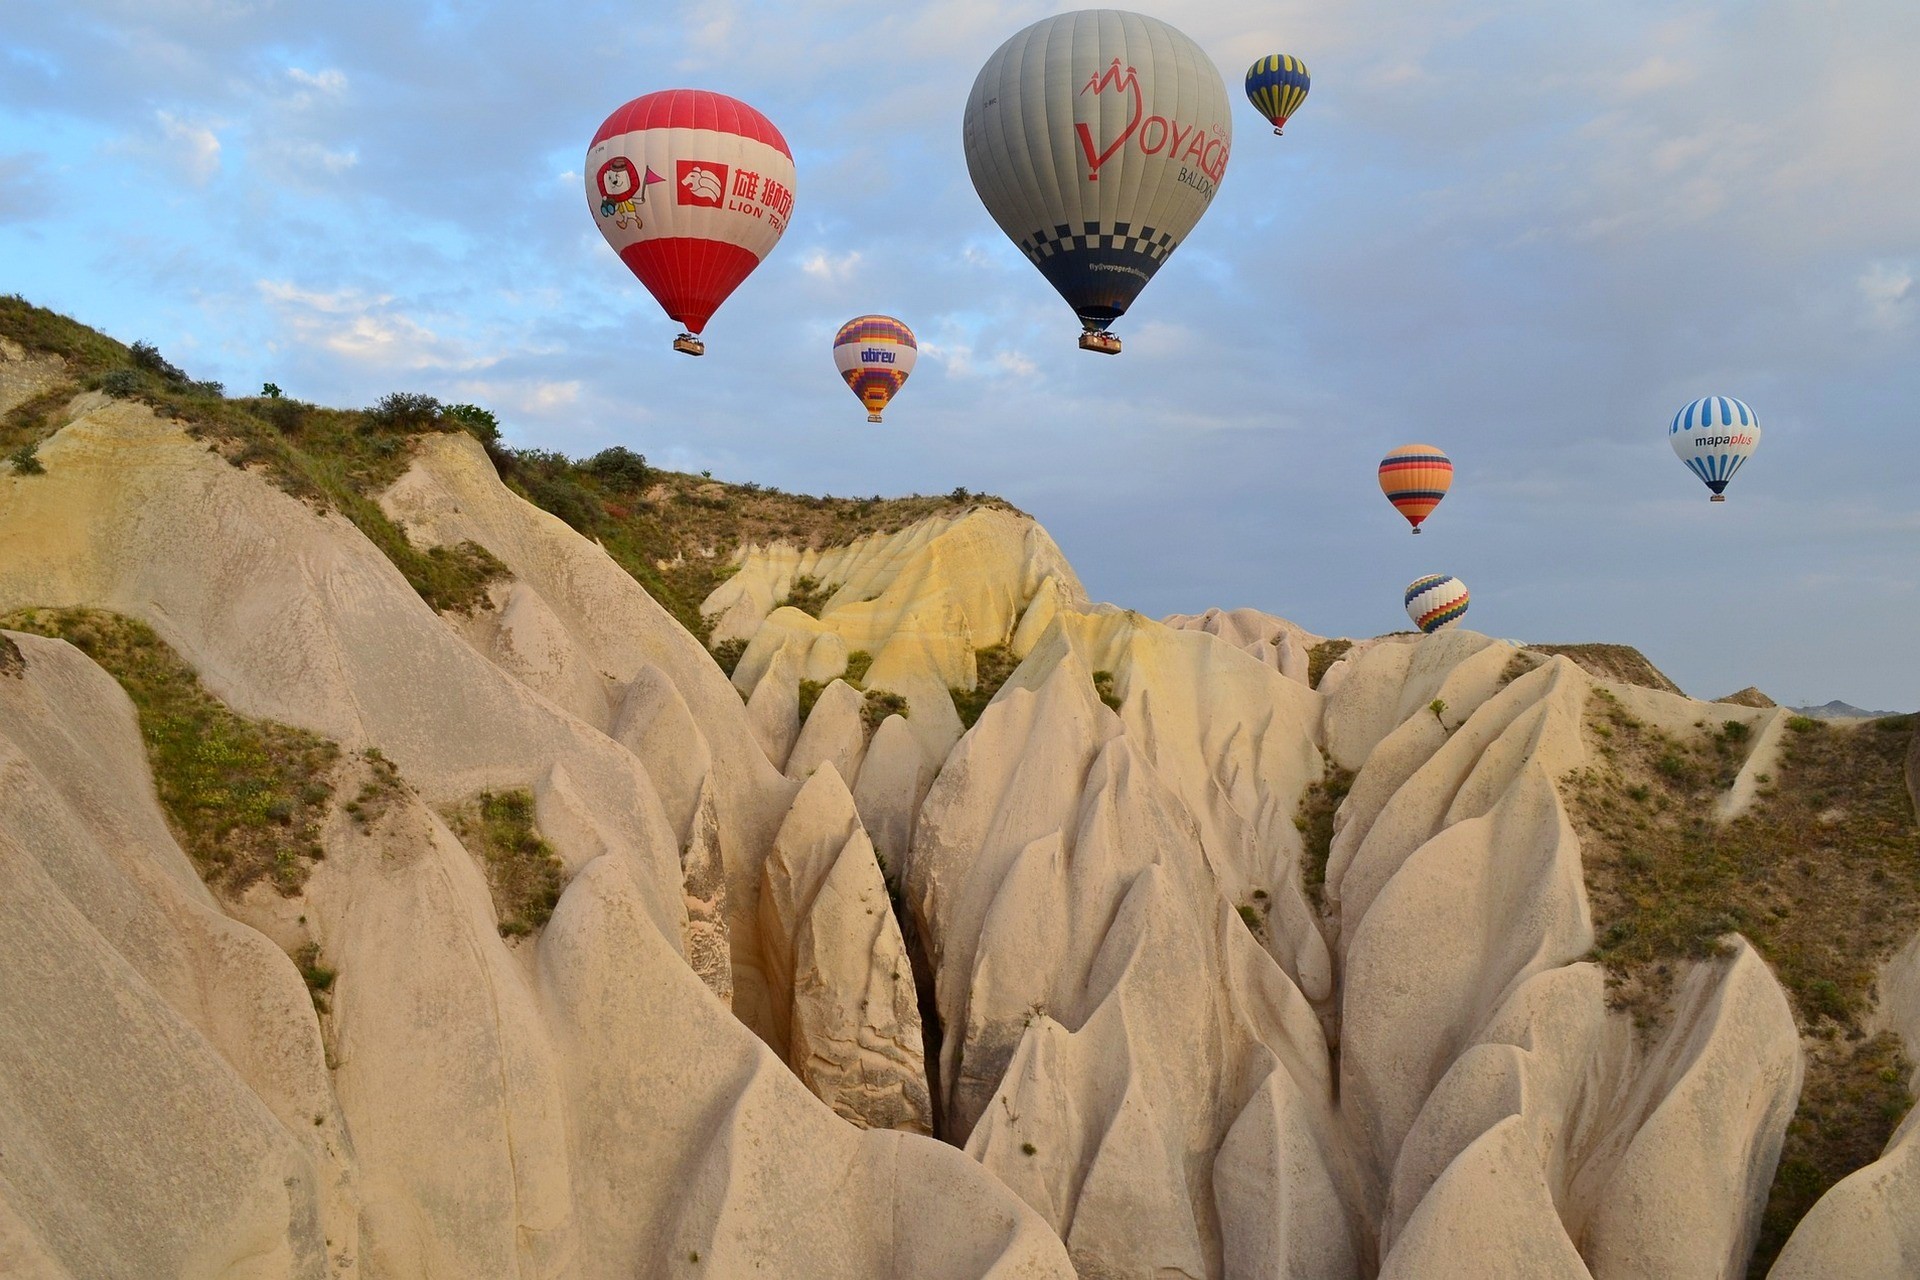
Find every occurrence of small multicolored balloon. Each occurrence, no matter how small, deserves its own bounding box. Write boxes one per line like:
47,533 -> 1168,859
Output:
1405,574 -> 1469,634
1378,444 -> 1453,533
832,316 -> 917,422
1669,396 -> 1760,502
1245,54 -> 1311,136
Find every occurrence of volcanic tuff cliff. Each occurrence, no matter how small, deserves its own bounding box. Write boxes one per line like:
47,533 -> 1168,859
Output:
3,323 -> 1919,1279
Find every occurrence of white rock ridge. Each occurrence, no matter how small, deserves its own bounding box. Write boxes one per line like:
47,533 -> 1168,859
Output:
1,346 -> 1908,1276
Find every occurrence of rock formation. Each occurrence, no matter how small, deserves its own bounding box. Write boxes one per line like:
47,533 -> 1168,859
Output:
2,335 -> 1916,1277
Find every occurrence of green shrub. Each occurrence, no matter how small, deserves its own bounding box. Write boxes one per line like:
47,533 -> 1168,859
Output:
367,391 -> 442,431
100,368 -> 141,397
293,942 -> 337,1013
1307,638 -> 1353,689
798,678 -> 826,722
711,637 -> 749,676
1295,764 -> 1356,909
446,790 -> 565,938
583,445 -> 651,490
129,340 -> 186,382
6,441 -> 44,475
950,643 -> 1020,728
440,402 -> 500,444
780,574 -> 832,617
843,649 -> 873,686
862,689 -> 909,733
1092,669 -> 1121,712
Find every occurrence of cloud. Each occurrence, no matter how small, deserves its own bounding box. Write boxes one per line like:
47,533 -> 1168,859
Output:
257,278 -> 491,371
452,378 -> 583,416
155,110 -> 221,183
286,67 -> 347,95
258,280 -> 391,313
1859,262 -> 1914,330
799,248 -> 863,283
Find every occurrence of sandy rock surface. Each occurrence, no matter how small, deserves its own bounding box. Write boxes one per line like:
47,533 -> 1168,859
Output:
1,372 -> 1908,1276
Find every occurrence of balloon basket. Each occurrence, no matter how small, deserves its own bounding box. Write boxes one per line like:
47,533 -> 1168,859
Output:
672,333 -> 706,357
1273,126 -> 1285,136
1411,527 -> 1421,534
1078,331 -> 1123,355
1710,494 -> 1726,502
867,413 -> 883,423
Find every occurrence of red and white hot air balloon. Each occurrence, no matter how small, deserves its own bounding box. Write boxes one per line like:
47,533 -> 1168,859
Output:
585,90 -> 796,355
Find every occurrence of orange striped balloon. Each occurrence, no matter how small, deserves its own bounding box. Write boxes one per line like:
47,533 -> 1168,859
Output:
1378,444 -> 1453,533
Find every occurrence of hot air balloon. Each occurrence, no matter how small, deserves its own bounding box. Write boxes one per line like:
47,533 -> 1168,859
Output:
586,90 -> 796,356
1245,55 -> 1311,135
1669,397 -> 1760,502
962,10 -> 1232,355
1405,575 -> 1469,634
833,316 -> 917,422
1378,444 -> 1453,533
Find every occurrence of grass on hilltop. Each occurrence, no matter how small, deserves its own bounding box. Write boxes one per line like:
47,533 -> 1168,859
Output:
1563,689 -> 1920,1273
2,294 -> 1016,643
1529,643 -> 1682,694
1,607 -> 338,895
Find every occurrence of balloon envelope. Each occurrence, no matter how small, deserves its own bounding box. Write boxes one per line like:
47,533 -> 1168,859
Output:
1245,54 -> 1311,133
585,90 -> 795,341
1378,444 -> 1452,532
962,10 -> 1232,340
1405,575 -> 1469,634
833,316 -> 918,422
1669,397 -> 1760,501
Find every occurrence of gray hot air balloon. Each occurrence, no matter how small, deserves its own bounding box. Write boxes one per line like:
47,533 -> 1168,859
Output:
962,10 -> 1232,355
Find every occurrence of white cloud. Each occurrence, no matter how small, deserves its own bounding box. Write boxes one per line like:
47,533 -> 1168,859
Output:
286,67 -> 347,95
156,110 -> 221,183
1859,262 -> 1914,330
257,280 -> 391,312
799,248 -> 864,283
453,378 -> 583,416
256,279 -> 492,371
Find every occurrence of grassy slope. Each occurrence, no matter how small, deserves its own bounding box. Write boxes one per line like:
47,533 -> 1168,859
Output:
1565,689 -> 1920,1273
1,295 -> 1013,641
2,607 -> 338,895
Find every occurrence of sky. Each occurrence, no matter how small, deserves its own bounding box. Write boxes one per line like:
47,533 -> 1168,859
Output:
3,1 -> 1917,709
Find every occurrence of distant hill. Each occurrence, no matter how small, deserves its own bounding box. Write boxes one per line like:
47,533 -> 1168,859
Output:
1791,700 -> 1908,720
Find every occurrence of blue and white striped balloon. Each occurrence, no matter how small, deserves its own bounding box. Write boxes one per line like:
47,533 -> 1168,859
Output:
1669,396 -> 1761,502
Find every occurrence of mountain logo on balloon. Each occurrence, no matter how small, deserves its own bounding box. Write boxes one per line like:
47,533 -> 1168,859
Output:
1077,59 -> 1144,181
677,161 -> 727,207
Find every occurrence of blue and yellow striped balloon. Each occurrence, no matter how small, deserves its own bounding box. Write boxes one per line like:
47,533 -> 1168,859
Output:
1245,54 -> 1311,136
